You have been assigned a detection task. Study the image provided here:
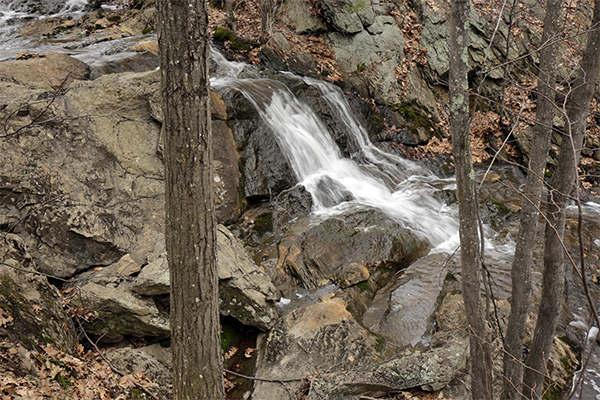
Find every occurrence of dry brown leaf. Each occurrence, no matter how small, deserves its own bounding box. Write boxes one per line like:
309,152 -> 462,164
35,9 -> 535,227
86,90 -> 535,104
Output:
0,309 -> 13,327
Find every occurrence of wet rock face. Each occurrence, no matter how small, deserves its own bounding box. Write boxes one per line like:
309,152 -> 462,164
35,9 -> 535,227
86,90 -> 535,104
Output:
299,209 -> 430,287
362,252 -> 452,355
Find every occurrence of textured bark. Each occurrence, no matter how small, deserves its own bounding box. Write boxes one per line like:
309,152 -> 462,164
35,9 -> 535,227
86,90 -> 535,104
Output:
226,0 -> 236,31
501,0 -> 565,397
157,0 -> 225,399
448,1 -> 494,398
522,1 -> 600,398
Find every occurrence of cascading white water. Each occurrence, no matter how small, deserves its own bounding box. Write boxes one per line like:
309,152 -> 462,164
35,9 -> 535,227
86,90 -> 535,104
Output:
0,0 -> 90,61
211,51 -> 460,248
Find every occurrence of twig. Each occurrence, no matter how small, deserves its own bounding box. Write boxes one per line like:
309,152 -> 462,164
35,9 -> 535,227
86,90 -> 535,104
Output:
77,319 -> 160,400
223,368 -> 304,383
224,369 -> 302,400
0,261 -> 71,282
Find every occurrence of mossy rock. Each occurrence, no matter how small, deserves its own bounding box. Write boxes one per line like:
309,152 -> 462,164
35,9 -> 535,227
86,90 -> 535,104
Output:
213,28 -> 251,51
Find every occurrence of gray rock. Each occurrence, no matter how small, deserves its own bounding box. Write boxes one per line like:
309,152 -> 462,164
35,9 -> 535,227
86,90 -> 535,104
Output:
131,226 -> 279,331
70,275 -> 170,342
298,209 -> 429,288
217,224 -> 279,330
251,296 -> 377,400
328,23 -> 405,107
362,253 -> 448,356
0,68 -> 242,278
280,0 -> 327,34
355,0 -> 376,27
131,256 -> 169,295
105,346 -> 172,399
0,233 -> 76,351
306,345 -> 467,399
320,0 -> 366,34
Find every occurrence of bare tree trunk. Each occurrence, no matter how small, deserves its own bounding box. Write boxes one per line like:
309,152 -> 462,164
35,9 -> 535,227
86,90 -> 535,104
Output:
226,0 -> 236,31
157,0 -> 225,399
448,0 -> 494,398
522,1 -> 600,398
259,0 -> 273,42
501,0 -> 565,397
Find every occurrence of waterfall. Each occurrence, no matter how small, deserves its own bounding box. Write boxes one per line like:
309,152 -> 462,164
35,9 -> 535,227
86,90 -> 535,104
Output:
211,51 -> 459,248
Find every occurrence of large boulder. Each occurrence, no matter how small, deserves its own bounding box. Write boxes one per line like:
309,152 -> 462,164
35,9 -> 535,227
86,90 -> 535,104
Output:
251,295 -> 378,400
296,209 -> 429,288
279,0 -> 327,34
0,68 -> 242,279
320,0 -> 376,34
0,53 -> 88,90
69,224 -> 278,341
306,344 -> 467,399
68,274 -> 170,343
361,253 -> 451,355
328,19 -> 405,107
131,226 -> 280,331
0,233 -> 76,351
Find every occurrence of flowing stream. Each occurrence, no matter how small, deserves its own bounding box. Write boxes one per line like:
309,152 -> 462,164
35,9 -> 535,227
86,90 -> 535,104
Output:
2,1 -> 600,396
211,50 -> 461,249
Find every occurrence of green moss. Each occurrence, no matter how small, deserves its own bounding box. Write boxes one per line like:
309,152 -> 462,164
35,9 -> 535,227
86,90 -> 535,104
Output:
54,373 -> 73,389
221,322 -> 236,352
352,63 -> 366,75
213,28 -> 250,51
356,281 -> 369,291
560,356 -> 575,373
395,102 -> 435,137
491,200 -> 511,216
142,27 -> 153,34
128,388 -> 148,400
541,381 -> 562,400
346,0 -> 369,12
253,213 -> 273,236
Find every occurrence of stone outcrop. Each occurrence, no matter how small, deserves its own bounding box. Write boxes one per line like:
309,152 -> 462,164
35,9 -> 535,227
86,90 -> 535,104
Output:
0,233 -> 76,351
251,295 -> 378,400
361,253 -> 450,355
328,17 -> 405,107
69,224 -> 278,340
0,52 -> 88,90
0,62 -> 243,278
306,344 -> 467,399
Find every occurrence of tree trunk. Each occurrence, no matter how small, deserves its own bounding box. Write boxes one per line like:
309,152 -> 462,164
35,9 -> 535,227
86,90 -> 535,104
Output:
157,0 -> 225,399
501,0 -> 564,397
522,1 -> 600,397
259,0 -> 272,42
448,0 -> 494,398
226,0 -> 236,31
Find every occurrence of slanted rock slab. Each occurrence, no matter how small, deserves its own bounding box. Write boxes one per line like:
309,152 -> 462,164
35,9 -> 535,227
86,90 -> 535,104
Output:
306,345 -> 467,399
